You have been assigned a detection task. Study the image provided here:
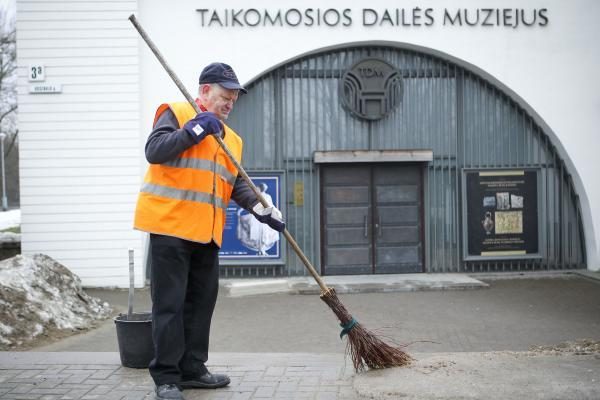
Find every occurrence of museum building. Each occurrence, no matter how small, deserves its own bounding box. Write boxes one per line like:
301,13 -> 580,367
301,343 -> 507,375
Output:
16,0 -> 600,286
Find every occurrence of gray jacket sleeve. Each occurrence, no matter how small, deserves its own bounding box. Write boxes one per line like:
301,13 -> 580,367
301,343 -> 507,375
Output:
231,175 -> 259,211
145,109 -> 197,164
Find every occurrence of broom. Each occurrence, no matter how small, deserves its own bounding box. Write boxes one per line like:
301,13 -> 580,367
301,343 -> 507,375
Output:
128,14 -> 412,372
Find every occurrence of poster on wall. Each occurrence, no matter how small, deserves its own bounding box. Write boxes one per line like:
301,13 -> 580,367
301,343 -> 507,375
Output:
219,173 -> 285,265
462,169 -> 541,260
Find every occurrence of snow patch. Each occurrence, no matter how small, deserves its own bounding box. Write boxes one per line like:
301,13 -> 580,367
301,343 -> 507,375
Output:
0,321 -> 13,335
0,231 -> 20,243
0,209 -> 20,231
0,254 -> 112,349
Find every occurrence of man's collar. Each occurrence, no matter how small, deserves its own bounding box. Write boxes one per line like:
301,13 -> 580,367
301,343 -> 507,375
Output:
195,98 -> 207,112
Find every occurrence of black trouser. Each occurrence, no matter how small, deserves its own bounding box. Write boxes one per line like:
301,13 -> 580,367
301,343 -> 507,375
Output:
148,234 -> 220,386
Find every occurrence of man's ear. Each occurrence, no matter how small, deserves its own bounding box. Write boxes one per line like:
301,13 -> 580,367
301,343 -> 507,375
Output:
199,84 -> 211,98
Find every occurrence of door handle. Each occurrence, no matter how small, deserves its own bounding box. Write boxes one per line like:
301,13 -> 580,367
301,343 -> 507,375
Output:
364,215 -> 368,238
377,215 -> 382,237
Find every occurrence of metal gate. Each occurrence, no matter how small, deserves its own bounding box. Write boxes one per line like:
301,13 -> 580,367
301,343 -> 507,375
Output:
321,163 -> 423,275
225,44 -> 586,277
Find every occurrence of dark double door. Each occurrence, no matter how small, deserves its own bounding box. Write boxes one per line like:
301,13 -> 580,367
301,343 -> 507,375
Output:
321,163 -> 424,275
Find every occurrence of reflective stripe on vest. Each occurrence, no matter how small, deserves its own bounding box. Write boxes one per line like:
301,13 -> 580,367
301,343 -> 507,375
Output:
140,182 -> 228,211
162,158 -> 237,187
134,101 -> 243,246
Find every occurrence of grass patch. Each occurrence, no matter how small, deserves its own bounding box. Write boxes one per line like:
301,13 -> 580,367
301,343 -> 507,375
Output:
1,226 -> 20,234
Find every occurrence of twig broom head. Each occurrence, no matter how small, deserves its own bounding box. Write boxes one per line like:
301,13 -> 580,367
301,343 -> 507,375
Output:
320,288 -> 412,372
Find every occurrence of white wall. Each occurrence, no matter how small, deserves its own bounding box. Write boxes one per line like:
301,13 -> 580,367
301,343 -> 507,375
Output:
16,0 -> 146,287
139,0 -> 599,271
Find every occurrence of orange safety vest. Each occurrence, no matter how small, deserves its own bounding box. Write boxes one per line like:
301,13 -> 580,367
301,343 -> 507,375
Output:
134,102 -> 243,246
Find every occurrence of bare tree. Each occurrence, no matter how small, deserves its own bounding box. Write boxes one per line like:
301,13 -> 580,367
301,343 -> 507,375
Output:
0,5 -> 18,207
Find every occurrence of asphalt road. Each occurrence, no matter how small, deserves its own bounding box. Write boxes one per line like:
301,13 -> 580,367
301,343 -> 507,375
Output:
32,276 -> 600,355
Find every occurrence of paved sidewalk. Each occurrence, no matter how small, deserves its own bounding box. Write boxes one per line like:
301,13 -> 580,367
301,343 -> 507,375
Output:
0,352 -> 357,400
4,274 -> 599,399
2,351 -> 599,399
355,351 -> 600,400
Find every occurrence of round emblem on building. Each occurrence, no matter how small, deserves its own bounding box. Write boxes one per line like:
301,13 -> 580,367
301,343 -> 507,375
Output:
340,58 -> 403,121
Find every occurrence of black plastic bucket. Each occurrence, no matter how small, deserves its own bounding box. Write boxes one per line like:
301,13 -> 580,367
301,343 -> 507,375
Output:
114,312 -> 154,368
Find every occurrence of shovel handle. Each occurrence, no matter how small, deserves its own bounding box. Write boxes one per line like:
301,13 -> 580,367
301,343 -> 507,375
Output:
128,14 -> 329,294
127,248 -> 134,320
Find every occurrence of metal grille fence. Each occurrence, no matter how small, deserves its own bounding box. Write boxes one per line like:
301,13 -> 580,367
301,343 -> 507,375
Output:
222,45 -> 585,277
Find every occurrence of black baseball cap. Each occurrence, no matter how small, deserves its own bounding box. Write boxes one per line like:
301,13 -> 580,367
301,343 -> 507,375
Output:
198,62 -> 247,94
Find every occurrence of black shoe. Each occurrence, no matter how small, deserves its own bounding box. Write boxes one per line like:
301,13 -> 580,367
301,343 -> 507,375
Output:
180,371 -> 231,389
155,384 -> 185,400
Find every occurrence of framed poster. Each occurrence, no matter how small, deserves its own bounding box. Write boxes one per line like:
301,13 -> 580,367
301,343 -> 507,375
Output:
462,169 -> 541,260
219,171 -> 285,265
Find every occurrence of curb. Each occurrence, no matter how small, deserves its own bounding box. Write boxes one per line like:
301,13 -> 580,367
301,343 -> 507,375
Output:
220,278 -> 292,297
220,274 -> 489,297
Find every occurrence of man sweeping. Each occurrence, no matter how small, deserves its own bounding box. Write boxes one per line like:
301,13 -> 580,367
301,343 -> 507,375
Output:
134,62 -> 285,400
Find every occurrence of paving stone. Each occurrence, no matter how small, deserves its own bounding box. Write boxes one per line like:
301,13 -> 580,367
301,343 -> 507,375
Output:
84,384 -> 114,395
257,376 -> 286,383
270,393 -> 297,400
228,366 -> 265,372
14,371 -> 44,380
284,371 -> 322,378
234,380 -> 276,389
297,385 -> 319,392
104,391 -> 150,400
61,375 -> 91,385
87,370 -> 114,380
57,388 -> 93,400
316,385 -> 339,393
1,394 -> 43,400
298,376 -> 320,385
285,367 -> 305,372
229,392 -> 253,400
290,393 -> 314,400
222,371 -> 245,378
277,382 -> 299,392
39,366 -> 68,375
81,378 -> 122,385
240,372 -> 263,382
0,366 -> 38,371
227,383 -> 260,392
30,380 -> 61,389
253,386 -> 275,398
263,367 -> 284,376
27,389 -> 71,396
65,366 -> 117,371
0,384 -> 19,391
49,384 -> 94,391
7,384 -> 36,394
320,379 -> 349,386
338,386 -> 360,399
315,392 -> 339,400
113,384 -> 153,391
0,372 -> 20,382
186,392 -> 232,400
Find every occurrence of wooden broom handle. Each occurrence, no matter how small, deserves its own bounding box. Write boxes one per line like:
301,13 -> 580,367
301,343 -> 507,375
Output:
128,14 -> 329,293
